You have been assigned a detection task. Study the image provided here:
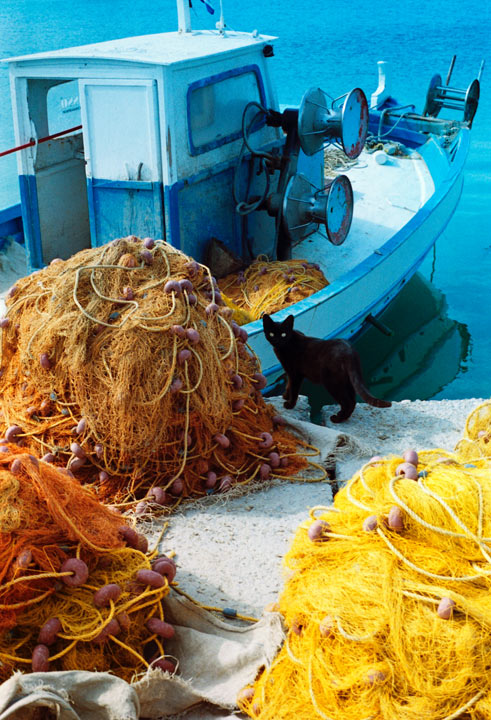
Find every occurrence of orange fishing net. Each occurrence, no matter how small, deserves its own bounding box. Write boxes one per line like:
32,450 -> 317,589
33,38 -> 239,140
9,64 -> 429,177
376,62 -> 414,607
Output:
217,258 -> 328,323
0,237 -> 311,505
0,447 -> 175,682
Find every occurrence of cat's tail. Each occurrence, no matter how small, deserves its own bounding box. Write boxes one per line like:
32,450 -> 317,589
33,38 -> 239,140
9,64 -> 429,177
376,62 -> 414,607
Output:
348,355 -> 392,408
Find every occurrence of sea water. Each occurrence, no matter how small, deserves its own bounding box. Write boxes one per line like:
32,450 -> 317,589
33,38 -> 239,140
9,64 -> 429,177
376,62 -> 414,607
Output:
0,0 -> 490,402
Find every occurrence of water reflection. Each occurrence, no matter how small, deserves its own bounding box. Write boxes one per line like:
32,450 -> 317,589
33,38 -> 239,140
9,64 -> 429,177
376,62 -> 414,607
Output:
278,273 -> 471,422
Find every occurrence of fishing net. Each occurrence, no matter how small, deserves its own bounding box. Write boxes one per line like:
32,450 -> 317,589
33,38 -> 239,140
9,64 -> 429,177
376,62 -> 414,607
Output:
0,447 -> 175,683
456,399 -> 491,462
0,237 -> 311,505
241,445 -> 491,720
217,258 -> 328,323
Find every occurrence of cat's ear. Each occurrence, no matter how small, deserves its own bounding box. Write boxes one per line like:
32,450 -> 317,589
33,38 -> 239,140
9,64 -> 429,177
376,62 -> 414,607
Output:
284,315 -> 294,332
262,313 -> 272,329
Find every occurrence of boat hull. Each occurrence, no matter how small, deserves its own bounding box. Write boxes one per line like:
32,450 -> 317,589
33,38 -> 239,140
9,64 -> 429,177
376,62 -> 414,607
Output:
244,130 -> 469,388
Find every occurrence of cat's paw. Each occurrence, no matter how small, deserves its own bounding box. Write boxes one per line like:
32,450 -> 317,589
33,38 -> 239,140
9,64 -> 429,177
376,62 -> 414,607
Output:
284,400 -> 295,410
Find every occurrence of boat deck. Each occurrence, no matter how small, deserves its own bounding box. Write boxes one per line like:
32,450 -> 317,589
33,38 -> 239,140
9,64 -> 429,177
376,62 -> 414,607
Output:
293,143 -> 436,283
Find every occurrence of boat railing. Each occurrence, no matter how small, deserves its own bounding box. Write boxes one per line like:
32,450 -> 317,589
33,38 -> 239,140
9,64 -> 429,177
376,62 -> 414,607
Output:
0,125 -> 82,159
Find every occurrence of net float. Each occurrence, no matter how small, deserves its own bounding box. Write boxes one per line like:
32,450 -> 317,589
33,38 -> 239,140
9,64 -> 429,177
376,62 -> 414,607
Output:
268,451 -> 280,468
69,456 -> 86,471
179,278 -> 193,293
136,569 -> 166,588
205,471 -> 217,488
93,618 -> 121,642
319,615 -> 334,638
148,486 -> 169,505
396,462 -> 418,480
308,519 -> 331,542
93,583 -> 122,607
258,432 -> 273,449
152,556 -> 177,582
387,505 -> 404,532
151,658 -> 176,673
252,372 -> 267,390
178,349 -> 191,364
219,475 -> 233,491
119,525 -> 139,548
140,249 -> 153,265
214,433 -> 230,449
437,597 -> 456,619
76,418 -> 87,434
39,353 -> 51,370
363,515 -> 378,532
186,328 -> 200,343
5,425 -> 22,442
171,324 -> 186,337
38,618 -> 62,646
70,442 -> 86,459
164,280 -> 181,295
403,448 -> 418,466
61,557 -> 89,587
10,458 -> 22,475
31,644 -> 50,672
146,617 -> 176,640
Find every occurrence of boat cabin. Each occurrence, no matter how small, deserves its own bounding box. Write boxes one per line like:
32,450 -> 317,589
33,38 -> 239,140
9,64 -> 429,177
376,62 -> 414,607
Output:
6,26 -> 308,270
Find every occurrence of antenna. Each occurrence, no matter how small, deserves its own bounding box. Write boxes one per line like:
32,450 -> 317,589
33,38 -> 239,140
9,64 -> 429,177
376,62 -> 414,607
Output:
177,0 -> 192,33
298,87 -> 368,158
216,0 -> 226,34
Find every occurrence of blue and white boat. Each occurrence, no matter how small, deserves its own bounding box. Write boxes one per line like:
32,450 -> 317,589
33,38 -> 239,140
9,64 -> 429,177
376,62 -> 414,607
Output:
0,0 -> 483,387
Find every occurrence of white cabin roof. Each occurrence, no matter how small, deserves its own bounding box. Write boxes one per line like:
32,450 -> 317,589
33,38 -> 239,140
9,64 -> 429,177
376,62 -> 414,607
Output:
4,30 -> 277,68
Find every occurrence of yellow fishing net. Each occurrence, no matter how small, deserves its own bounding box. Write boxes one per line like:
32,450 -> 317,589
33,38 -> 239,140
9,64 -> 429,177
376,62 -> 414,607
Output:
241,410 -> 491,719
217,258 -> 328,323
0,237 -> 314,505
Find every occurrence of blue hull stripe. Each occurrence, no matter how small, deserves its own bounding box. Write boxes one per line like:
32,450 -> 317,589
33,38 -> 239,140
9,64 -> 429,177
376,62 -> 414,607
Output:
19,174 -> 43,270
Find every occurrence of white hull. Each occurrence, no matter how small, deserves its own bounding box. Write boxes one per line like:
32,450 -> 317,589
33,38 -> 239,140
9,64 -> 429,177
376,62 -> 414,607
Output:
245,131 -> 469,387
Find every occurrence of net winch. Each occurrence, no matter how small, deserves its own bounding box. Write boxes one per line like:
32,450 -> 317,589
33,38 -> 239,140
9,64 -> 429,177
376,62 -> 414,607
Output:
234,86 -> 368,260
423,55 -> 484,126
298,86 -> 368,158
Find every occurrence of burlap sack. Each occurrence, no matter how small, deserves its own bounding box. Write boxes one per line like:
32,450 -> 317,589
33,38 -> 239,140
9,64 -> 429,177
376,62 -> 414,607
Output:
0,594 -> 284,720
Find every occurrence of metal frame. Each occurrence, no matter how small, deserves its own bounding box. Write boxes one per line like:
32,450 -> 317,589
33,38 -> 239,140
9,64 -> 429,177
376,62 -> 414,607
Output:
186,64 -> 267,156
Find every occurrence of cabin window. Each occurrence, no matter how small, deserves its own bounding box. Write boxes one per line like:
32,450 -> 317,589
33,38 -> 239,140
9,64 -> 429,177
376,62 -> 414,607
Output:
47,80 -> 81,135
187,65 -> 266,155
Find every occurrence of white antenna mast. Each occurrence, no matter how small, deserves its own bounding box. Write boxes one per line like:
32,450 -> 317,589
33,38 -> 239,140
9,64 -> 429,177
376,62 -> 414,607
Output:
216,0 -> 226,34
177,0 -> 192,33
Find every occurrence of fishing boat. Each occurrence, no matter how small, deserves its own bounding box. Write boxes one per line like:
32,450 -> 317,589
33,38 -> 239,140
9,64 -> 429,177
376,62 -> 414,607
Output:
0,0 -> 483,388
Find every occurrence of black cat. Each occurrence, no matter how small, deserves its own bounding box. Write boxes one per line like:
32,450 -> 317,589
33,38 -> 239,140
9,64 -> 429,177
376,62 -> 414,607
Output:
263,313 -> 391,423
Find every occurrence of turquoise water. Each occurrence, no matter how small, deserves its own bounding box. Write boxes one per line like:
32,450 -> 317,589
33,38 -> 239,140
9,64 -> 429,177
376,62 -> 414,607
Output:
0,0 -> 490,400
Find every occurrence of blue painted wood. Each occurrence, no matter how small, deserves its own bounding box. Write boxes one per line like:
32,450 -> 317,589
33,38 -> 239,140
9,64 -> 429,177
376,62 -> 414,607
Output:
0,203 -> 22,224
0,203 -> 24,249
87,178 -> 164,246
164,182 -> 183,250
174,165 -> 241,261
19,174 -> 43,270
